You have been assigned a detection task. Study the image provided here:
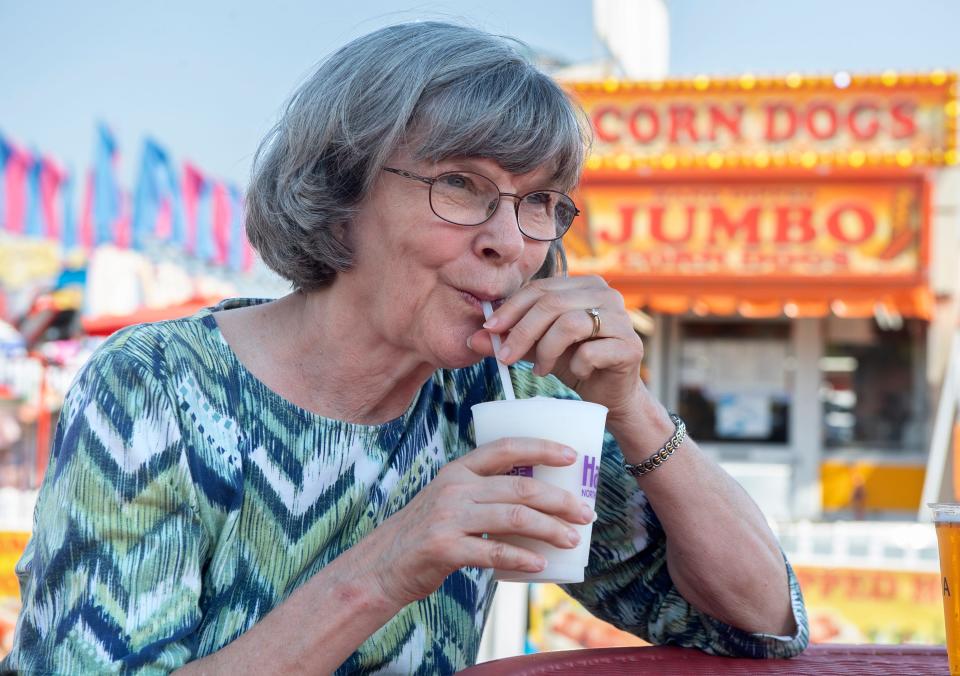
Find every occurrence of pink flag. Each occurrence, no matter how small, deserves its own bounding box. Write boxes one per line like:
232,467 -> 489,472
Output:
182,162 -> 205,255
79,171 -> 94,249
212,182 -> 230,265
40,158 -> 64,240
4,145 -> 30,234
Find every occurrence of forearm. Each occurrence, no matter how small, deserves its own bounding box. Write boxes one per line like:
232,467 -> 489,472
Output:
607,391 -> 795,636
174,540 -> 402,675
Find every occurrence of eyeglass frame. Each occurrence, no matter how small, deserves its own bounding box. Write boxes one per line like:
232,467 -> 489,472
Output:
382,167 -> 580,242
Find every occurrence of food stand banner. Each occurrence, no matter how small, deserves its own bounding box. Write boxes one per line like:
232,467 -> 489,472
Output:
568,179 -> 925,279
567,72 -> 958,171
528,565 -> 944,651
794,566 -> 944,644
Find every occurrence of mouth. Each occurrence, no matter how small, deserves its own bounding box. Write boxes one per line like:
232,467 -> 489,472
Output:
458,289 -> 508,313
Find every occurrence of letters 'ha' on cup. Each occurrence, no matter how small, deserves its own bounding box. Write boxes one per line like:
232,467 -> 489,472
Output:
931,503 -> 960,675
472,397 -> 608,584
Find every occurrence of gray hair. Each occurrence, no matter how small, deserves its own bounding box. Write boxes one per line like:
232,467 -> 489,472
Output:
246,21 -> 589,291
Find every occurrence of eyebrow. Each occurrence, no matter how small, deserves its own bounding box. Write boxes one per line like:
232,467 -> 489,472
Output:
435,157 -> 566,193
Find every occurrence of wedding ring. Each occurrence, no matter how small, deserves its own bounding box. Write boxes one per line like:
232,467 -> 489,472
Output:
586,307 -> 601,340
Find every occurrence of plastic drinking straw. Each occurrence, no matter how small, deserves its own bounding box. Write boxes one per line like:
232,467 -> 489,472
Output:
482,301 -> 516,400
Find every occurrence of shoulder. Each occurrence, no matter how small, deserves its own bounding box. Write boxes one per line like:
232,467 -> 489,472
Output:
81,301 -> 236,385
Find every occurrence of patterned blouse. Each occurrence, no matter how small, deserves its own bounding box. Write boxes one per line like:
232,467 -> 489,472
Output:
2,298 -> 808,675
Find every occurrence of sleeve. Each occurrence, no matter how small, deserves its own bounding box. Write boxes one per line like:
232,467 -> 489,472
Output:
1,337 -> 209,675
507,362 -> 809,658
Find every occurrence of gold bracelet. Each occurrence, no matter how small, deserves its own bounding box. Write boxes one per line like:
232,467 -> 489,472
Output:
623,413 -> 686,478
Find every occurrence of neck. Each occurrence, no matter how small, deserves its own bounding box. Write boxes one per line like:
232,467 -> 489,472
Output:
261,289 -> 436,425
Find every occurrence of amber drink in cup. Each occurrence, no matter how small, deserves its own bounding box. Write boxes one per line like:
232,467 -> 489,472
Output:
931,503 -> 960,675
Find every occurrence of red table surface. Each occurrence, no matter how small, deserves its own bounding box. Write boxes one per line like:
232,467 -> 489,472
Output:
458,644 -> 949,675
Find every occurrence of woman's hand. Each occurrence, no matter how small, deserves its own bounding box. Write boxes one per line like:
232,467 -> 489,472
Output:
468,275 -> 645,425
364,438 -> 594,609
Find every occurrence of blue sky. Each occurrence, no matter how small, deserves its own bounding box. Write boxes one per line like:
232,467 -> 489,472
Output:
2,0 -> 958,186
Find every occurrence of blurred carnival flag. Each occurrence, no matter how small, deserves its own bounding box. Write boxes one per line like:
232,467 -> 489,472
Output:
24,155 -> 64,240
81,123 -> 131,248
227,185 -> 254,272
39,158 -> 64,241
0,134 -> 31,235
61,169 -> 78,252
182,161 -> 225,265
131,138 -> 185,250
182,161 -> 205,258
24,152 -> 43,237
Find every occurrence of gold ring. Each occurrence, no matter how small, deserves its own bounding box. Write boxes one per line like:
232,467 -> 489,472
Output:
586,307 -> 601,339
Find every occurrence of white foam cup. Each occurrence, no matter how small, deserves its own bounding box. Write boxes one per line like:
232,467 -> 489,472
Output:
472,396 -> 608,584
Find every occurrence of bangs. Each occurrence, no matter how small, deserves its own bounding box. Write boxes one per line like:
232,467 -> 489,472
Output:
406,62 -> 588,191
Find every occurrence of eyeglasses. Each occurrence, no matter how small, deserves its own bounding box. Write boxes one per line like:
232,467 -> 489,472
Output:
382,167 -> 580,242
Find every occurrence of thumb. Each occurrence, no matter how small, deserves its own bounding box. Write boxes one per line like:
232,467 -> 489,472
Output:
467,330 -> 495,356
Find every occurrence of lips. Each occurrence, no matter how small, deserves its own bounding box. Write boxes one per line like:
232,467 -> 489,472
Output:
459,289 -> 508,311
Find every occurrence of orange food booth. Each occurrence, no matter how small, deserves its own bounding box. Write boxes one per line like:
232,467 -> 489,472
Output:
563,72 -> 958,519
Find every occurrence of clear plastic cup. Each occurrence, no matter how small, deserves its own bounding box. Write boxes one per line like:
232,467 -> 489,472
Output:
931,503 -> 960,675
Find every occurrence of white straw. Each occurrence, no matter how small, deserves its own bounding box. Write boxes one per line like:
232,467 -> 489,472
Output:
482,301 -> 516,400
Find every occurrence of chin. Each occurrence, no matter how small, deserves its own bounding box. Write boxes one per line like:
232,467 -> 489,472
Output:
431,333 -> 485,370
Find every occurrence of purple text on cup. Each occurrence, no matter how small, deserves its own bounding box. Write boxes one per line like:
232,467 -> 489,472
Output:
581,455 -> 599,499
506,465 -> 534,478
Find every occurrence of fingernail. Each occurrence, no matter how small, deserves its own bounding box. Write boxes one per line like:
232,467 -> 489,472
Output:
580,503 -> 595,523
562,447 -> 577,462
567,528 -> 581,546
484,317 -> 499,329
466,335 -> 473,350
497,345 -> 512,361
529,556 -> 546,572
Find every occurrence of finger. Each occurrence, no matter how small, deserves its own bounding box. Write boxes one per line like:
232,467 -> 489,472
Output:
461,535 -> 547,573
530,309 -> 601,376
534,309 -> 640,377
471,475 -> 594,524
466,503 -> 581,549
484,276 -> 604,335
567,338 -> 642,381
498,289 -> 599,358
460,437 -> 576,476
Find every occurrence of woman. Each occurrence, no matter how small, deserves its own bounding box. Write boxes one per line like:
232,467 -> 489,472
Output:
2,22 -> 807,675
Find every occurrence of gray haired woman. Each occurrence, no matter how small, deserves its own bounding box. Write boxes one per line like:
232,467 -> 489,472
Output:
2,21 -> 807,675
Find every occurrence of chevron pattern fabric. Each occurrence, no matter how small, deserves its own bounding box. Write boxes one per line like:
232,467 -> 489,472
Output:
2,298 -> 808,674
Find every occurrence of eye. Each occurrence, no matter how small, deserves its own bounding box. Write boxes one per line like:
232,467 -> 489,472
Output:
525,191 -> 553,206
437,172 -> 477,192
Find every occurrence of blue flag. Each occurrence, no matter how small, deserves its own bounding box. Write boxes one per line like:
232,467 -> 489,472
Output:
92,123 -> 121,246
62,170 -> 78,251
24,153 -> 43,238
227,185 -> 245,272
132,137 -> 185,251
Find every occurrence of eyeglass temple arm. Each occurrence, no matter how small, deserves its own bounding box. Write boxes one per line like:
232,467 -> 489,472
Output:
382,167 -> 434,186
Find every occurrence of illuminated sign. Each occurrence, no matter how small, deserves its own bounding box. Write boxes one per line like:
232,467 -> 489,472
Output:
567,180 -> 924,278
566,72 -> 958,171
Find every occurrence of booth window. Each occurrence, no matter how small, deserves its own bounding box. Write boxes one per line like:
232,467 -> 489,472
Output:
677,321 -> 792,444
821,318 -> 926,455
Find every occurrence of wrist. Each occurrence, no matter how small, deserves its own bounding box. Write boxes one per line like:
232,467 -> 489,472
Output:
605,388 -> 676,465
328,537 -> 407,618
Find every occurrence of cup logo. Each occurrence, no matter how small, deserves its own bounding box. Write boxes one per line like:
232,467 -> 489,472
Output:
507,466 -> 534,477
581,455 -> 599,499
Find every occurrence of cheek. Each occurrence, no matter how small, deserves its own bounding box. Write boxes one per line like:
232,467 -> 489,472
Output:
522,242 -> 553,278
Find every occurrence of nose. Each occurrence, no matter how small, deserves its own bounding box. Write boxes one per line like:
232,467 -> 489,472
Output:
473,197 -> 525,265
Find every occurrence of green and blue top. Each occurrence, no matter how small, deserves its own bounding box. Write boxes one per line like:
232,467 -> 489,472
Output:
2,298 -> 808,675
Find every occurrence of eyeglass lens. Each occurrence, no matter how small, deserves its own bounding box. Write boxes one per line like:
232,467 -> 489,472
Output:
429,171 -> 576,241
